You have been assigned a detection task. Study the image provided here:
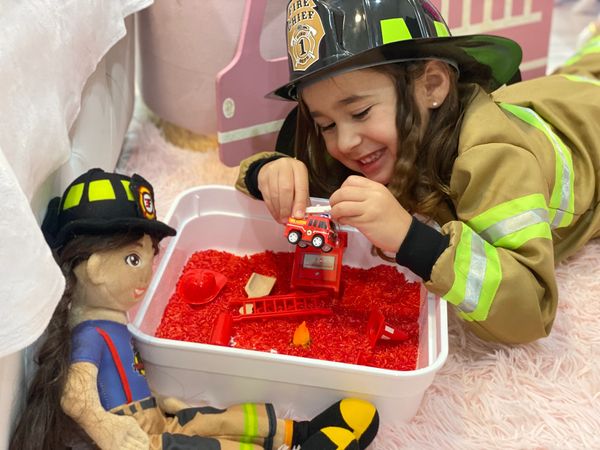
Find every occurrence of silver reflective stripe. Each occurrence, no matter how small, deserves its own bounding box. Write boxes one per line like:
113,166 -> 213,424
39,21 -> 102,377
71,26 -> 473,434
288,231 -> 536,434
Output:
458,233 -> 487,314
519,107 -> 570,228
499,104 -> 573,229
479,208 -> 549,244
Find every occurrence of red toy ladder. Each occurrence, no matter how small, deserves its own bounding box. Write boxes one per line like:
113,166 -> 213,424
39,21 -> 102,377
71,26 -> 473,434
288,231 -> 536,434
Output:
209,290 -> 333,346
230,291 -> 333,320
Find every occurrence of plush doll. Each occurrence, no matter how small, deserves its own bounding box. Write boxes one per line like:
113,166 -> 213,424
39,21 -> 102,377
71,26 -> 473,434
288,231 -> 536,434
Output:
9,169 -> 379,450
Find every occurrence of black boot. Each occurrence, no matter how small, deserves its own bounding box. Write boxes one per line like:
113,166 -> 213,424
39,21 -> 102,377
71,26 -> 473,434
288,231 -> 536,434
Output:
300,426 -> 360,449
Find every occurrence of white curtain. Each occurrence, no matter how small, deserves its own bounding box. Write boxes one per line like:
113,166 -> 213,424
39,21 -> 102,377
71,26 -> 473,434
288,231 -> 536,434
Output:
0,0 -> 152,358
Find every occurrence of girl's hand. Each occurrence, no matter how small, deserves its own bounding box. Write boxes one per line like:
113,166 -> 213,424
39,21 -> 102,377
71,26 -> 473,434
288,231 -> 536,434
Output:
330,175 -> 412,253
258,157 -> 310,223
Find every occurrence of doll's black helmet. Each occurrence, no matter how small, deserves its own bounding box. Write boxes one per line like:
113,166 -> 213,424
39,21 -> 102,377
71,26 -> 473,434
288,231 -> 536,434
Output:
272,0 -> 523,100
41,168 -> 176,249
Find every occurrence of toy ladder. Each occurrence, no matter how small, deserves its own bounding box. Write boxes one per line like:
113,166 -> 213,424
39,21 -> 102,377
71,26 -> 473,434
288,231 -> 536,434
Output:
230,291 -> 333,320
209,291 -> 334,346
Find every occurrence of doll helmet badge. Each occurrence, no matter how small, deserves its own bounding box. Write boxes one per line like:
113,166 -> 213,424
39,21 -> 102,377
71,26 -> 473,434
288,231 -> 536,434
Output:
272,0 -> 523,100
41,168 -> 176,249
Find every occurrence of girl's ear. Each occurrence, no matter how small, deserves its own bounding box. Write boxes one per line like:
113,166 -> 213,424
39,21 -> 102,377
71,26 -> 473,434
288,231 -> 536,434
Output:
85,253 -> 105,286
417,60 -> 452,109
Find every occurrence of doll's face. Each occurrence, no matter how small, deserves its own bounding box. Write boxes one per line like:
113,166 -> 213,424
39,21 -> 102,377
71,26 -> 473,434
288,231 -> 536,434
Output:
84,234 -> 156,313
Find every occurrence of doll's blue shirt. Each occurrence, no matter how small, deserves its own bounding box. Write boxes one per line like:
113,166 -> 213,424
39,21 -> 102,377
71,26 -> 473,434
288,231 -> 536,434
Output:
71,320 -> 152,411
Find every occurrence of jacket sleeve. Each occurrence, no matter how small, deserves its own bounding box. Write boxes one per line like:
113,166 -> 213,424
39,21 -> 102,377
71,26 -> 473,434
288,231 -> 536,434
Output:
425,143 -> 559,344
553,35 -> 600,79
235,151 -> 289,198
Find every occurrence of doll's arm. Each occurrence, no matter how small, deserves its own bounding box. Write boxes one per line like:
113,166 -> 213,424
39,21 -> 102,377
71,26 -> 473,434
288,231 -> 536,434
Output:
61,361 -> 149,450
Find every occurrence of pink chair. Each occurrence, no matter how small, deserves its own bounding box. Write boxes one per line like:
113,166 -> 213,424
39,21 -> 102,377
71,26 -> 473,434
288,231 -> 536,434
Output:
216,0 -> 554,167
216,0 -> 295,167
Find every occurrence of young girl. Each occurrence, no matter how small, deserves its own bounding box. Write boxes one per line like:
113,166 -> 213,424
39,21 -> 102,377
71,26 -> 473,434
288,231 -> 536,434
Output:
236,0 -> 600,345
10,169 -> 379,450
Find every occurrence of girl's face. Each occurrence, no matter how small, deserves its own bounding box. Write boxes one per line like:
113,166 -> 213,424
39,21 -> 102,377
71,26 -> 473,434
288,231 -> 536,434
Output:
301,68 -> 400,185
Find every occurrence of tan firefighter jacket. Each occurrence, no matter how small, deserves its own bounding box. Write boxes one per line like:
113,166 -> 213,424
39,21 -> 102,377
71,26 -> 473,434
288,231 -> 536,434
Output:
236,40 -> 600,344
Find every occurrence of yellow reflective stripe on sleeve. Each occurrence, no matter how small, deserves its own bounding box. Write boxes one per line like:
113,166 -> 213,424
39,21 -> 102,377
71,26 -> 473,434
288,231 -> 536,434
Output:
380,18 -> 412,44
443,225 -> 501,322
120,180 -> 134,201
499,103 -> 575,229
62,182 -> 84,210
88,179 -> 116,202
434,21 -> 450,37
467,193 -> 552,249
561,74 -> 600,87
243,403 -> 258,438
239,443 -> 254,450
564,35 -> 600,66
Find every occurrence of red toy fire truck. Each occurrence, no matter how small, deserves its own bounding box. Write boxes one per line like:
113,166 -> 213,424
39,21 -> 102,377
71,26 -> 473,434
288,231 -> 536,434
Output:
284,205 -> 339,252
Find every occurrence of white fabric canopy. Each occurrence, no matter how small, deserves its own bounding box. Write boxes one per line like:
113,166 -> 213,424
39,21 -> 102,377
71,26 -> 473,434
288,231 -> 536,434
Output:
0,0 -> 152,358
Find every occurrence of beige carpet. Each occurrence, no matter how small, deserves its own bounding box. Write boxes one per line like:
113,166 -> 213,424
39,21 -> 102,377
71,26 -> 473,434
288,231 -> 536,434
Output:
119,118 -> 600,449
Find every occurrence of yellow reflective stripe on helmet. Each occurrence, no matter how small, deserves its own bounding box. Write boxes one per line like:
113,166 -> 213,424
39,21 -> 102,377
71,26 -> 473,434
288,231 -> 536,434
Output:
434,21 -> 450,37
564,35 -> 600,66
380,18 -> 411,44
561,74 -> 600,87
499,103 -> 574,229
467,193 -> 551,249
243,403 -> 258,438
62,182 -> 85,210
121,180 -> 134,201
88,179 -> 116,202
444,225 -> 501,322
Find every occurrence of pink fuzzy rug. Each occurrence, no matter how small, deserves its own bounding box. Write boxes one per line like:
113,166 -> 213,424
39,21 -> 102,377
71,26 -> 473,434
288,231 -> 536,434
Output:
119,121 -> 600,449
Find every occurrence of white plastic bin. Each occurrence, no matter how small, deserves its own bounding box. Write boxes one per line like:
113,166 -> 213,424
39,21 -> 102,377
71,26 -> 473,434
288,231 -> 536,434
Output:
130,186 -> 448,426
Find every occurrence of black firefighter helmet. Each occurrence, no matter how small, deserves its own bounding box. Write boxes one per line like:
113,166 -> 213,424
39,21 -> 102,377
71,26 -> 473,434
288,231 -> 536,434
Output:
272,0 -> 523,100
41,168 -> 176,249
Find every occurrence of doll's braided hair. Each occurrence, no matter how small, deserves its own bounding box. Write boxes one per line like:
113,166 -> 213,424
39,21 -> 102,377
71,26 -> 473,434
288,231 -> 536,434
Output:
9,230 -> 160,450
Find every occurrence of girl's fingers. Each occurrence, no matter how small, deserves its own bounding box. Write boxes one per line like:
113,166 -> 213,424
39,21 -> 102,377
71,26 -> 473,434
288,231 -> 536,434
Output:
277,169 -> 295,222
258,158 -> 309,223
267,168 -> 282,222
331,201 -> 365,222
291,163 -> 310,218
330,186 -> 371,206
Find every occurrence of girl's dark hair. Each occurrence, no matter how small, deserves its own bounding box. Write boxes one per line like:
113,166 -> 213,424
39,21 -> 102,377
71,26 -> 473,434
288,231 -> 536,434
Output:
9,230 -> 160,450
294,60 -> 491,217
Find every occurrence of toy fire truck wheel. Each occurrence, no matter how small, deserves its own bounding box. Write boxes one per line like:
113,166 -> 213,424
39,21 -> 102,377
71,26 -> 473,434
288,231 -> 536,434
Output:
321,244 -> 332,253
311,234 -> 324,248
288,230 -> 301,245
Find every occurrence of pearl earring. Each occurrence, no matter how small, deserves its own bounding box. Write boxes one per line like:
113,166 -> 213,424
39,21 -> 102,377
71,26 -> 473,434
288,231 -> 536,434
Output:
432,101 -> 439,107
